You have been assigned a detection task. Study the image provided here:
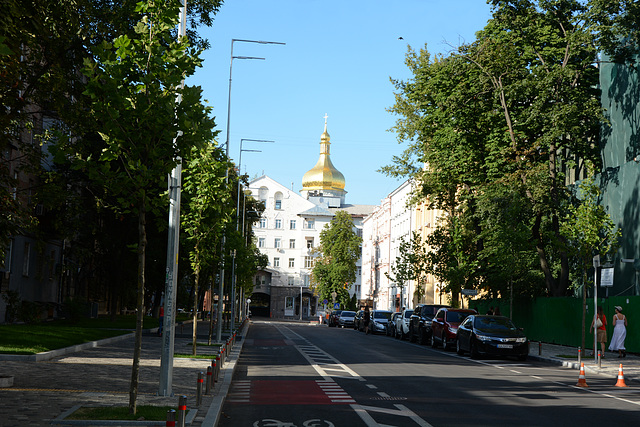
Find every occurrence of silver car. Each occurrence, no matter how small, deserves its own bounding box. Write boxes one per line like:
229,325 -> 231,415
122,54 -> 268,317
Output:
370,310 -> 393,334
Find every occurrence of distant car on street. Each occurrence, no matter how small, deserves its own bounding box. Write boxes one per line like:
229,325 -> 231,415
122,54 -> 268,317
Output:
354,309 -> 365,331
387,312 -> 401,337
328,310 -> 342,327
394,309 -> 413,340
338,311 -> 356,328
456,315 -> 529,360
409,304 -> 449,344
431,308 -> 476,350
369,310 -> 393,334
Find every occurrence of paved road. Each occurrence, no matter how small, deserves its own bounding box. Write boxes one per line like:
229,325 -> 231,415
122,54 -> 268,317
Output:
0,317 -> 638,426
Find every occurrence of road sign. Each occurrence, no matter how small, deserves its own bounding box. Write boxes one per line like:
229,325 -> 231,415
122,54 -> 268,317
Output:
323,299 -> 328,305
333,303 -> 340,309
600,267 -> 614,287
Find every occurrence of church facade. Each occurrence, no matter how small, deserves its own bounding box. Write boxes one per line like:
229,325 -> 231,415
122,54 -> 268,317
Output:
246,118 -> 374,319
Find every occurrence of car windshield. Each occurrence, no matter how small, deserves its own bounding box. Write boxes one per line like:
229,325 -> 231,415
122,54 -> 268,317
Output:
373,312 -> 392,319
474,316 -> 517,332
422,306 -> 439,316
446,311 -> 472,323
403,310 -> 414,318
341,311 -> 355,318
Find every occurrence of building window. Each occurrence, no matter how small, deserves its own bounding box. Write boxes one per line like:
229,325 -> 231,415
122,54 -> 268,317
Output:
258,238 -> 265,248
275,238 -> 281,248
357,228 -> 363,238
275,200 -> 282,210
260,218 -> 267,228
274,257 -> 280,267
357,266 -> 362,277
306,238 -> 314,249
304,219 -> 315,229
275,219 -> 282,229
288,276 -> 295,286
290,220 -> 296,229
288,258 -> 295,268
289,239 -> 295,249
305,256 -> 313,268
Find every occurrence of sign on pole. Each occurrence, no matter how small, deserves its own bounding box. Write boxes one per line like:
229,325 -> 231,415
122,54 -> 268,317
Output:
600,267 -> 614,287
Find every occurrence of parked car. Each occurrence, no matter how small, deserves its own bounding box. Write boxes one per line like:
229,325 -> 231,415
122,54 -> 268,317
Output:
431,308 -> 477,350
409,304 -> 449,344
394,309 -> 413,339
338,310 -> 356,328
387,312 -> 402,337
369,310 -> 393,334
456,315 -> 529,360
354,309 -> 365,331
328,310 -> 342,327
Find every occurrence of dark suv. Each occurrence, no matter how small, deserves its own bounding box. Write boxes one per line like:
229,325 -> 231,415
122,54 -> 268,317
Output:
409,304 -> 449,344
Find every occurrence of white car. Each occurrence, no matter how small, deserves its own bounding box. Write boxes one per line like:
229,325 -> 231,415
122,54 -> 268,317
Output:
395,309 -> 414,340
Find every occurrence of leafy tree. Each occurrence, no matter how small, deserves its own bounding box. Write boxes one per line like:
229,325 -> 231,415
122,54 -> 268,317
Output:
385,231 -> 429,309
385,0 -> 603,297
311,211 -> 362,308
55,1 -> 216,414
588,0 -> 640,62
561,177 -> 621,352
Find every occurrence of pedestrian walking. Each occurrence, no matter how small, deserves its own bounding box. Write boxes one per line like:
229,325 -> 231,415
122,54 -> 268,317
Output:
590,306 -> 607,357
364,306 -> 371,335
608,306 -> 627,358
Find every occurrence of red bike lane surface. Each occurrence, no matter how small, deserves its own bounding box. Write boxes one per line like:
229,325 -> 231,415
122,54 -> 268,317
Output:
227,379 -> 356,405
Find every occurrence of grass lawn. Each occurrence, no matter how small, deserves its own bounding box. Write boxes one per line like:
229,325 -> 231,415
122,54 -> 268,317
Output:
0,314 -> 191,355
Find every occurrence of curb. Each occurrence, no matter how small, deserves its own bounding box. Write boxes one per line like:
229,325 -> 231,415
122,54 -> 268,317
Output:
200,320 -> 250,427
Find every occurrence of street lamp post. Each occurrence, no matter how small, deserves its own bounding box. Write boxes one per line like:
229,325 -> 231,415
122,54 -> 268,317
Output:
217,38 -> 284,342
230,138 -> 273,330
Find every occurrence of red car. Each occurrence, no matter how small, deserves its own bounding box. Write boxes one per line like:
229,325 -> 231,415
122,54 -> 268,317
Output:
431,308 -> 477,351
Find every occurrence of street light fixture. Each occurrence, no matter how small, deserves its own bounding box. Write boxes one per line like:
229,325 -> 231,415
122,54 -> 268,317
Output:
217,38 -> 284,343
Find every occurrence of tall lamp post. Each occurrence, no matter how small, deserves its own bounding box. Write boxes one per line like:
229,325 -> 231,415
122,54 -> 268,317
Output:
217,38 -> 284,342
230,138 -> 273,330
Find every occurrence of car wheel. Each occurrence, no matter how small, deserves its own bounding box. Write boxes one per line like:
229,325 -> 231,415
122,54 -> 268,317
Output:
418,329 -> 427,345
456,338 -> 465,355
431,332 -> 438,348
470,341 -> 480,359
409,327 -> 417,343
442,333 -> 449,351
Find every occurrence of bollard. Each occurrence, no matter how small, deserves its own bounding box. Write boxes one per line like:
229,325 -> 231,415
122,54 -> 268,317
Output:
166,409 -> 176,427
220,347 -> 225,366
205,366 -> 212,395
214,357 -> 220,382
598,350 -> 602,368
578,347 -> 582,365
177,395 -> 187,427
538,341 -> 542,356
196,372 -> 204,406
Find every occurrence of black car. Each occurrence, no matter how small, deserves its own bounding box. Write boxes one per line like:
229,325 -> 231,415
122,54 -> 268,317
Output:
456,315 -> 529,360
409,304 -> 449,344
328,310 -> 342,327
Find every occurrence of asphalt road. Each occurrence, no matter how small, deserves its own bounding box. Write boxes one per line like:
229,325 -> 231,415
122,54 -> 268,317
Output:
220,320 -> 640,427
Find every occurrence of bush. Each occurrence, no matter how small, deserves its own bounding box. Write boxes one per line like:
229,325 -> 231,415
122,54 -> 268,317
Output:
60,298 -> 90,323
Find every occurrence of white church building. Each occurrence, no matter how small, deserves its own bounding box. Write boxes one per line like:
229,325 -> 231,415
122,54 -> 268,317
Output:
246,118 -> 374,319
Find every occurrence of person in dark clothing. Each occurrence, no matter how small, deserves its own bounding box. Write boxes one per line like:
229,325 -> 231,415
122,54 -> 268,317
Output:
364,306 -> 371,335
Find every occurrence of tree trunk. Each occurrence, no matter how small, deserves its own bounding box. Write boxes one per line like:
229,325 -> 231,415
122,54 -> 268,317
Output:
581,269 -> 587,354
192,253 -> 200,356
128,196 -> 146,414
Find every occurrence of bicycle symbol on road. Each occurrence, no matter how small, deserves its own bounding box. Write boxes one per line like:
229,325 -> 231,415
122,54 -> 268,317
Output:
253,419 -> 335,427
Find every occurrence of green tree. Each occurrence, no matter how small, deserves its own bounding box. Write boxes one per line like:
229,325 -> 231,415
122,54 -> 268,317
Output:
385,231 -> 429,308
55,1 -> 216,414
311,211 -> 362,308
385,0 -> 603,297
561,177 -> 621,352
181,143 -> 228,354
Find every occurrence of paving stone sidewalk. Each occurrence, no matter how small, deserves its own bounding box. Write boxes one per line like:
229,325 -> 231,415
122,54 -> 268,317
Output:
0,320 -> 245,427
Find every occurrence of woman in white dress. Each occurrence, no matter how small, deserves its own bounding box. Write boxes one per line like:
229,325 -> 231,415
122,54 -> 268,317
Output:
608,306 -> 627,358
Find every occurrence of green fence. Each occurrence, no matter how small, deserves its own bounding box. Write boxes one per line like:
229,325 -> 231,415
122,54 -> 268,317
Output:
474,296 -> 639,353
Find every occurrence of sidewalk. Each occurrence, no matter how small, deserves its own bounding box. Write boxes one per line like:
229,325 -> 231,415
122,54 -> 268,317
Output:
0,319 -> 248,427
528,340 -> 639,384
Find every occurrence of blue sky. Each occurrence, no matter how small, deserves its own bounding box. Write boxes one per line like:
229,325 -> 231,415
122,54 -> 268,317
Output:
189,0 -> 494,206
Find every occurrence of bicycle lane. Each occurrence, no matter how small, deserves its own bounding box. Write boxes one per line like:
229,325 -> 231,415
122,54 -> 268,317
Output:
219,321 -> 431,427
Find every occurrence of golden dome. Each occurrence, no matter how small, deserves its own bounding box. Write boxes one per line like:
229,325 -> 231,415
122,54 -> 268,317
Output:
302,116 -> 345,191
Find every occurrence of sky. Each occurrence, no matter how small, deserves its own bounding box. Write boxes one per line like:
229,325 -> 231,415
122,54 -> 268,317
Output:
189,0 -> 494,206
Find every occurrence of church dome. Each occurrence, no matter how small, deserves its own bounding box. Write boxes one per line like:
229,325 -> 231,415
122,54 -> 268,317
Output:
302,117 -> 345,191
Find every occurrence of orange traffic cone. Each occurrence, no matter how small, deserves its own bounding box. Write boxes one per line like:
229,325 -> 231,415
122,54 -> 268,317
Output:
615,364 -> 628,387
576,362 -> 588,387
